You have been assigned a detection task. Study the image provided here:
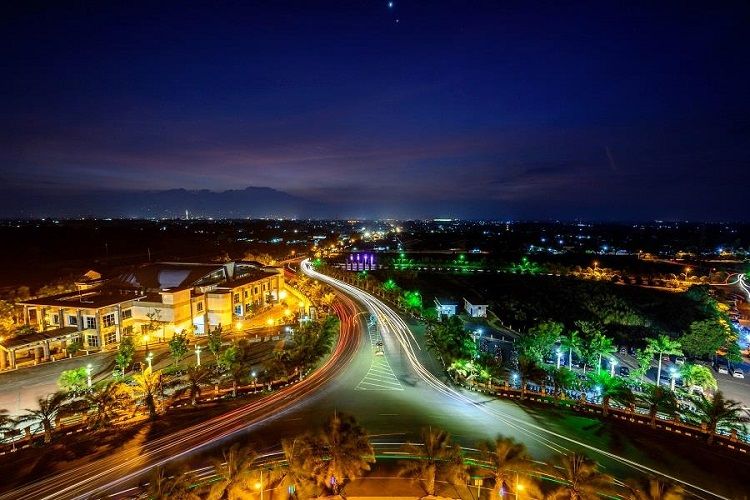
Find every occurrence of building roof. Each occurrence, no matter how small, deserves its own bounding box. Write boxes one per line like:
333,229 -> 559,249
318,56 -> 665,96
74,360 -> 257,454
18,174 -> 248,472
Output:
118,263 -> 226,291
1,327 -> 79,350
226,267 -> 279,288
434,297 -> 459,306
19,287 -> 145,309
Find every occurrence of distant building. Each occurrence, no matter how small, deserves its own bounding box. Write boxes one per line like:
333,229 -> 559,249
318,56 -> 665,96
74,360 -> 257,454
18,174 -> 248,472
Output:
463,296 -> 488,318
434,297 -> 458,320
2,261 -> 284,370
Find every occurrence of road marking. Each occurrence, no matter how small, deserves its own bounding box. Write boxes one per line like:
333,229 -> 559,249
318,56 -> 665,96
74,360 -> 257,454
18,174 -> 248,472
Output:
356,357 -> 403,391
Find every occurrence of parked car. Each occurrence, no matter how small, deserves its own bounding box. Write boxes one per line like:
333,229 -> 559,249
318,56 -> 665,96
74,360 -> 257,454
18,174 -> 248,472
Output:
717,364 -> 730,375
732,368 -> 745,379
618,366 -> 630,377
619,347 -> 627,355
675,356 -> 685,365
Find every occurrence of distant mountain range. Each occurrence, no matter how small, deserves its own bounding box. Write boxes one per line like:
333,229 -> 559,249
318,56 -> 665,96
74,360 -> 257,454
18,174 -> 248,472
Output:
0,186 -> 330,219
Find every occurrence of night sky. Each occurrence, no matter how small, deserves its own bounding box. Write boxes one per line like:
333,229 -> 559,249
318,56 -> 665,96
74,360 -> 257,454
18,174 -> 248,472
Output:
2,1 -> 749,220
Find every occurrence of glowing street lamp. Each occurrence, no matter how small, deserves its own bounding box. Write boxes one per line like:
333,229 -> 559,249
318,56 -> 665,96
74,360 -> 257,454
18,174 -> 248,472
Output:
146,352 -> 154,370
610,358 -> 618,377
86,363 -> 93,388
252,371 -> 257,393
195,344 -> 202,367
556,349 -> 562,369
669,366 -> 680,391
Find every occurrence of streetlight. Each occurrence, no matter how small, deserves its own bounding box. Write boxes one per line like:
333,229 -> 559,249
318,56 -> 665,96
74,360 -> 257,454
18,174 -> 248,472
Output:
669,366 -> 680,391
86,363 -> 92,389
512,373 -> 519,388
195,344 -> 202,367
556,349 -> 562,369
255,468 -> 264,500
252,371 -> 257,393
610,358 -> 618,377
146,352 -> 154,370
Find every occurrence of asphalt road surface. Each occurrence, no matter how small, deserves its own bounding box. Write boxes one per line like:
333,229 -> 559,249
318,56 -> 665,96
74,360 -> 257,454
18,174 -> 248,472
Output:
3,261 -> 750,499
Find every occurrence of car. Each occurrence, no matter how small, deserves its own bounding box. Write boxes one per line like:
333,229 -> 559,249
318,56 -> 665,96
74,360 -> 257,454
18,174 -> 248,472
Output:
717,364 -> 729,375
618,366 -> 630,377
619,347 -> 627,355
675,356 -> 685,365
732,368 -> 745,379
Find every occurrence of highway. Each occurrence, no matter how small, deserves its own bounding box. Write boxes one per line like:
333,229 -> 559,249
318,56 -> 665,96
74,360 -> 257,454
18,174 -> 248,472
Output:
4,262 -> 750,498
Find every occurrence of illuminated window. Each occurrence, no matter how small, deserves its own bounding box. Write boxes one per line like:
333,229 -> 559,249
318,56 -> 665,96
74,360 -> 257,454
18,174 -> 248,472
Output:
102,313 -> 116,328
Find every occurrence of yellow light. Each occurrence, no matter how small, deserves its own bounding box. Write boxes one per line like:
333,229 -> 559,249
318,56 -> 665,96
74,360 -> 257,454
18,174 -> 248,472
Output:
235,321 -> 243,330
142,334 -> 149,342
279,290 -> 288,300
266,318 -> 274,326
516,483 -> 525,491
284,308 -> 291,316
255,482 -> 261,490
685,267 -> 692,273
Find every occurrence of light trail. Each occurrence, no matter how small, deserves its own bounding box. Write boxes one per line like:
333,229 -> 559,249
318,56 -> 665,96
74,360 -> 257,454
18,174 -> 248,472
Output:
301,260 -> 727,500
1,293 -> 364,500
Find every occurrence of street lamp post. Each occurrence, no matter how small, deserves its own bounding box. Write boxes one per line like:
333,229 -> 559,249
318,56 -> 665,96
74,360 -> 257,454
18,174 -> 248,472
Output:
86,363 -> 92,389
556,349 -> 562,369
252,371 -> 257,393
610,358 -> 618,377
195,344 -> 202,367
146,352 -> 153,370
669,367 -> 679,391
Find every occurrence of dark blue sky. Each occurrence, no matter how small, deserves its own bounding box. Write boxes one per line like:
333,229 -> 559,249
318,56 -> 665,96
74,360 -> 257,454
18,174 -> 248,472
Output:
1,1 -> 749,220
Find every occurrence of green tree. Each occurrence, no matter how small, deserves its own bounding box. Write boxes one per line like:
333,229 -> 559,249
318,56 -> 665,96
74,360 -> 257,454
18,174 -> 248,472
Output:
587,371 -> 634,416
559,330 -> 583,370
636,385 -> 678,428
207,325 -> 223,362
115,336 -> 136,375
679,363 -> 717,392
516,321 -> 563,364
66,339 -> 83,357
425,315 -> 477,363
18,392 -> 71,443
547,453 -> 616,500
398,427 -> 467,497
168,331 -> 189,367
680,320 -> 726,358
218,345 -> 239,372
633,348 -> 653,381
479,436 -> 539,499
645,336 -> 682,386
691,391 -> 750,444
548,367 -> 577,404
588,332 -> 616,373
296,412 -> 375,496
209,443 -> 257,500
57,367 -> 89,394
513,356 -> 546,399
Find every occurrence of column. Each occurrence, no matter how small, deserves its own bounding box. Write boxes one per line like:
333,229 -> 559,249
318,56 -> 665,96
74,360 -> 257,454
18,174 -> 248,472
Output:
0,350 -> 7,370
34,346 -> 42,364
76,309 -> 83,332
23,305 -> 29,326
115,305 -> 122,343
42,341 -> 50,362
95,310 -> 102,348
40,307 -> 47,332
59,308 -> 64,327
9,350 -> 16,369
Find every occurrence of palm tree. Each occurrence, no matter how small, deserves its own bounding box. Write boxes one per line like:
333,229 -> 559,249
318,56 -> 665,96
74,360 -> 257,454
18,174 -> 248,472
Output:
645,336 -> 682,387
588,333 -> 616,373
178,365 -> 212,406
559,330 -> 583,369
691,391 -> 750,444
226,362 -> 246,397
280,438 -> 318,498
514,356 -> 546,399
398,427 -> 467,497
0,409 -> 18,449
84,380 -> 132,429
636,385 -> 678,428
297,412 -> 375,496
142,466 -> 201,500
479,436 -> 540,499
17,391 -> 70,443
132,367 -> 163,420
587,371 -> 634,416
679,363 -> 717,393
548,367 -> 577,404
209,443 -> 257,499
547,453 -> 615,499
625,477 -> 685,500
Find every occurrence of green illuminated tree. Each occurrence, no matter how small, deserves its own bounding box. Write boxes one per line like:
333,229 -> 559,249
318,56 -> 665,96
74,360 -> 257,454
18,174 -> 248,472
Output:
645,336 -> 682,386
559,330 -> 583,370
691,391 -> 750,444
679,363 -> 717,392
115,336 -> 136,375
587,371 -> 634,416
207,325 -> 223,362
680,320 -> 726,358
57,367 -> 89,394
516,321 -> 563,364
588,332 -> 616,373
548,367 -> 577,404
168,331 -> 189,367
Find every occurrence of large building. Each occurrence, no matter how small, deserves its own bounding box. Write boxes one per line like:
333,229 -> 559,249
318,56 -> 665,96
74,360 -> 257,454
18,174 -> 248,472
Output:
1,261 -> 287,370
